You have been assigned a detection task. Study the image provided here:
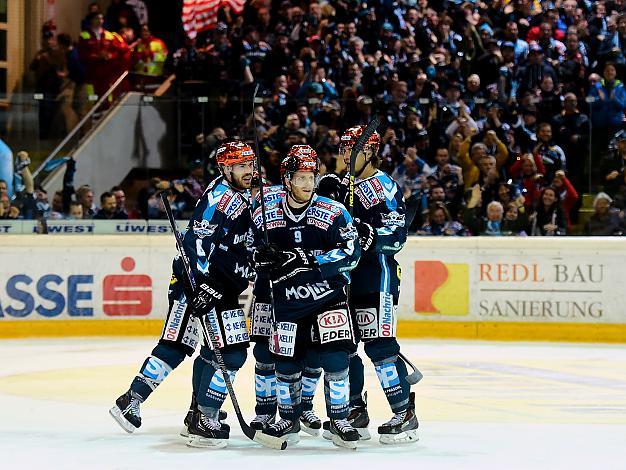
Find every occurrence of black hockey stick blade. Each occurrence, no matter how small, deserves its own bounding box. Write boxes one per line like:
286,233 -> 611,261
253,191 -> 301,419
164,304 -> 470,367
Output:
160,194 -> 287,451
399,352 -> 423,385
349,117 -> 381,177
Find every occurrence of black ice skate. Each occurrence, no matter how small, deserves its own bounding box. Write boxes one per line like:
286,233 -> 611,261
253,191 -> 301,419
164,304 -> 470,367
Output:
377,392 -> 419,445
250,413 -> 276,431
109,391 -> 142,433
186,411 -> 230,449
180,394 -> 228,437
328,418 -> 360,449
300,410 -> 322,436
263,418 -> 300,445
322,392 -> 370,440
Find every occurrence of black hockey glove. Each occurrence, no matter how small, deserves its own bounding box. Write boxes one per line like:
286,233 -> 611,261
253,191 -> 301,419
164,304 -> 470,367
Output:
354,218 -> 376,252
252,244 -> 283,272
191,278 -> 224,317
270,248 -> 318,284
317,174 -> 344,201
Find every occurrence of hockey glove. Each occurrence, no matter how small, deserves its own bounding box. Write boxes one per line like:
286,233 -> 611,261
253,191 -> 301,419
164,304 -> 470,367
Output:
317,174 -> 345,201
191,278 -> 224,317
354,218 -> 376,252
271,248 -> 318,284
252,244 -> 283,272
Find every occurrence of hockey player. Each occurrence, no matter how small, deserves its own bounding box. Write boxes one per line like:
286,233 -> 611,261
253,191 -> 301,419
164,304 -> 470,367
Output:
110,142 -> 255,449
250,146 -> 362,448
249,150 -> 323,436
318,125 -> 419,445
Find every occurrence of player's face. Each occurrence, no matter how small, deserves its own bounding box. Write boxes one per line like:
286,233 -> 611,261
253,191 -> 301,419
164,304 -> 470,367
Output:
287,170 -> 316,204
228,161 -> 254,190
341,146 -> 372,173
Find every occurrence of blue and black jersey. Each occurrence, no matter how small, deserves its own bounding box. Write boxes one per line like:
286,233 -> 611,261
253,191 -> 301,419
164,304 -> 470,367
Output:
343,170 -> 407,300
175,176 -> 253,296
251,194 -> 361,321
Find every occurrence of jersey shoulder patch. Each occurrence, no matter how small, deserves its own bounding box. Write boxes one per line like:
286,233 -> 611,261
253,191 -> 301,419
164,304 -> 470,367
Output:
216,188 -> 248,220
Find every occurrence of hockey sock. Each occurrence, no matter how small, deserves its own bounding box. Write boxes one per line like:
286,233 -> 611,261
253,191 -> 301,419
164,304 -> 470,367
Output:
192,354 -> 204,397
301,366 -> 322,412
374,356 -> 410,413
255,361 -> 277,416
323,368 -> 350,419
348,352 -> 365,408
197,358 -> 237,418
130,355 -> 173,401
276,371 -> 302,421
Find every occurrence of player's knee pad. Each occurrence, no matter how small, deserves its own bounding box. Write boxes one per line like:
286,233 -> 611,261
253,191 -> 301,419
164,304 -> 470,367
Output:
319,348 -> 350,375
363,337 -> 401,364
253,340 -> 274,365
151,343 -> 187,369
221,344 -> 248,371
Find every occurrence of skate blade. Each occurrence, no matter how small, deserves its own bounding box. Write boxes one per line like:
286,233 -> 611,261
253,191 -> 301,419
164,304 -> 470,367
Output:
186,435 -> 228,449
379,429 -> 419,445
331,433 -> 357,450
322,429 -> 332,441
109,406 -> 136,434
356,427 -> 371,440
180,426 -> 189,438
285,432 -> 300,445
300,424 -> 321,437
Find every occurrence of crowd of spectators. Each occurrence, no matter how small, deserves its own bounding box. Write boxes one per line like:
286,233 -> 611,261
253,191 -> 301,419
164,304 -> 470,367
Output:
10,0 -> 626,236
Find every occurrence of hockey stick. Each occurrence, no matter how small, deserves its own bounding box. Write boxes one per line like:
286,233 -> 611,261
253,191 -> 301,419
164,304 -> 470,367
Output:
160,193 -> 287,451
346,119 -> 422,386
251,84 -> 280,350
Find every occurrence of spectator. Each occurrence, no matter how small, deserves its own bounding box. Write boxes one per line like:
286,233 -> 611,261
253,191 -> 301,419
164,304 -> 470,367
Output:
110,185 -> 129,218
418,202 -> 466,236
528,186 -> 567,236
551,170 -> 579,230
509,153 -> 545,210
584,192 -> 626,235
68,202 -> 84,220
75,185 -> 95,219
464,185 -> 508,236
78,12 -> 125,100
94,191 -> 129,219
133,25 -> 168,87
534,122 -> 566,182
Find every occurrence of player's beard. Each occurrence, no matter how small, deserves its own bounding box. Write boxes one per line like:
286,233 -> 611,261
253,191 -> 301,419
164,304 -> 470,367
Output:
229,170 -> 253,191
288,182 -> 314,206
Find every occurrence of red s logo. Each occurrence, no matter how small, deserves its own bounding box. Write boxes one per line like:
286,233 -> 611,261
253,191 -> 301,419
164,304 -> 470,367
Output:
103,257 -> 152,316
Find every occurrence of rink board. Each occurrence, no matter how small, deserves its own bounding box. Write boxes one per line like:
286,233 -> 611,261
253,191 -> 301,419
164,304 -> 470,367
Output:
1,235 -> 625,342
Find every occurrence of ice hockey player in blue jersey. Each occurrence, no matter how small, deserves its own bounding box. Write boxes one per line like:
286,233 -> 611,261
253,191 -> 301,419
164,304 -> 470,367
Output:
250,145 -> 362,448
249,178 -> 324,436
109,141 -> 255,449
317,125 -> 419,445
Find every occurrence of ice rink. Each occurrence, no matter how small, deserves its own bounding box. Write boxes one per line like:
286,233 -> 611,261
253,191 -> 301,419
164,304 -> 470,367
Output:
1,337 -> 625,469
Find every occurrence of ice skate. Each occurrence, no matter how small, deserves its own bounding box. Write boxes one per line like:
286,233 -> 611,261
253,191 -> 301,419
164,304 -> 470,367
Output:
263,418 -> 300,445
300,410 -> 322,436
109,391 -> 141,433
378,392 -> 419,445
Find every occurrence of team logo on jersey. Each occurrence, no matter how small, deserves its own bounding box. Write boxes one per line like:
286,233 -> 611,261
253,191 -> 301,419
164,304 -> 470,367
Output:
339,224 -> 358,241
285,280 -> 332,301
193,220 -> 218,239
381,211 -> 405,228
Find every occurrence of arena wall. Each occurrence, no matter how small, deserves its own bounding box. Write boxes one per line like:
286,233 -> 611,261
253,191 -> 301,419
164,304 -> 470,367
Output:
1,235 -> 625,342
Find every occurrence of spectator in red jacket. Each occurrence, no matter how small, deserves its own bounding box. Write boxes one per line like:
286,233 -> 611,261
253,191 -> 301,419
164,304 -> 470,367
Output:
551,170 -> 579,230
509,153 -> 546,210
78,12 -> 125,100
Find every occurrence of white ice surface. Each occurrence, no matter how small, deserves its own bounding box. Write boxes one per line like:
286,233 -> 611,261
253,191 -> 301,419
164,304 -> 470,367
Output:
1,338 -> 625,469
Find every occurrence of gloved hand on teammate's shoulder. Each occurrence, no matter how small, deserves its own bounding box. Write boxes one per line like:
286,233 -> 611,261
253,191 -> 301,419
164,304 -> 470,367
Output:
317,173 -> 344,201
191,276 -> 224,317
354,218 -> 376,252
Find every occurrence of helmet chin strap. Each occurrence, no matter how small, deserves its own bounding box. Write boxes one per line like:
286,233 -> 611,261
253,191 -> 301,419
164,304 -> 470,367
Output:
353,149 -> 373,178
